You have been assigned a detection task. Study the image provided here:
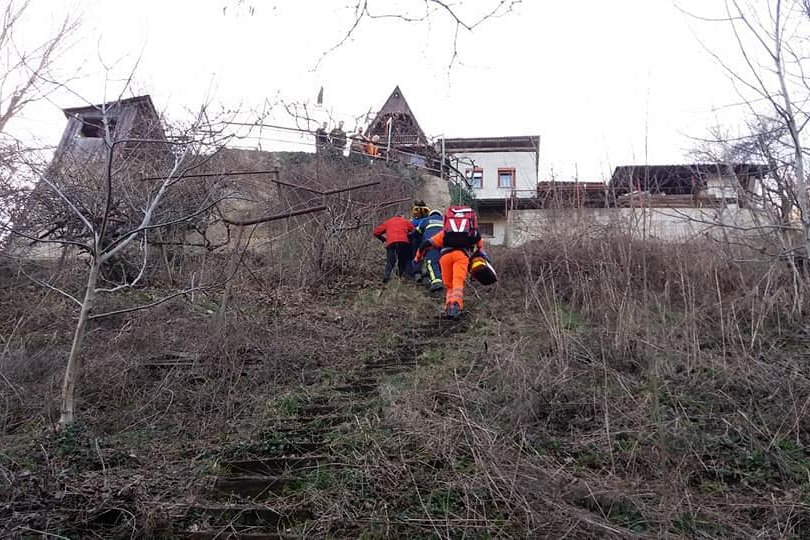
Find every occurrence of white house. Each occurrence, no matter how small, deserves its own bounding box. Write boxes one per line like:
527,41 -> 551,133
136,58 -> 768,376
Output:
440,136 -> 540,245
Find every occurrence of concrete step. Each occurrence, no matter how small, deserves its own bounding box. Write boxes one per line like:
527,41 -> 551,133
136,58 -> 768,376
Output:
263,425 -> 334,438
213,472 -> 326,499
333,378 -> 378,395
361,363 -> 416,376
175,504 -> 312,539
296,403 -> 339,416
177,532 -> 294,540
271,414 -> 350,429
218,455 -> 330,475
251,438 -> 328,456
294,397 -> 360,416
182,504 -> 312,528
362,358 -> 418,367
347,376 -> 380,385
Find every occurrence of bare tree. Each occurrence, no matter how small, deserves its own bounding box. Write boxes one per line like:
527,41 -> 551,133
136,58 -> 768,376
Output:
1,89 -> 336,428
692,119 -> 797,229
0,1 -> 78,240
687,0 -> 810,257
1,82 -> 405,427
317,0 -> 521,69
24,103 -> 224,428
220,0 -> 521,70
0,1 -> 78,134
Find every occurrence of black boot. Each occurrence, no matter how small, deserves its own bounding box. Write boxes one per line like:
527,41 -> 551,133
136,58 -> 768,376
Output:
445,302 -> 461,320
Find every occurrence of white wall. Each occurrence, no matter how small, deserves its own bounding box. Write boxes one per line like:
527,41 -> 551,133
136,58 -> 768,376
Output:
509,206 -> 778,247
703,175 -> 740,199
456,150 -> 538,199
477,212 -> 507,246
10,242 -> 67,260
437,205 -> 777,248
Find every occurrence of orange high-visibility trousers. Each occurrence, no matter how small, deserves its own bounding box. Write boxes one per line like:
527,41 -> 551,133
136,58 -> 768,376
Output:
439,250 -> 469,310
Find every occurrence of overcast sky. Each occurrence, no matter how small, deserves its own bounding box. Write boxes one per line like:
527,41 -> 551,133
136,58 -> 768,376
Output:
10,0 -> 765,180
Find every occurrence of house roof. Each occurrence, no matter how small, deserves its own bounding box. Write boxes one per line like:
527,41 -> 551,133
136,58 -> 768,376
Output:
536,181 -> 610,208
367,86 -> 428,146
537,181 -> 606,191
440,135 -> 540,153
609,163 -> 767,194
62,95 -> 157,117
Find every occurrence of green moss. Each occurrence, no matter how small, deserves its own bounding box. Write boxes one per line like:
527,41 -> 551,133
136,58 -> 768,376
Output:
671,512 -> 721,536
426,488 -> 464,517
607,501 -> 647,533
273,394 -> 300,416
285,468 -> 334,493
555,303 -> 586,331
416,347 -> 444,364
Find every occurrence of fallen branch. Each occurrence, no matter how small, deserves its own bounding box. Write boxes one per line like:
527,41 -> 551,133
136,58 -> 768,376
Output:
219,205 -> 327,226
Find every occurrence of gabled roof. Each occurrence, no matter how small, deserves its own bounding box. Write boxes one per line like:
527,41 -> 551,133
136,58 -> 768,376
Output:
62,95 -> 157,118
367,86 -> 428,146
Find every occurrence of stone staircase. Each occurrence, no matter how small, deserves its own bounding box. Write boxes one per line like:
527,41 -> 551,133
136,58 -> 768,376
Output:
167,319 -> 468,538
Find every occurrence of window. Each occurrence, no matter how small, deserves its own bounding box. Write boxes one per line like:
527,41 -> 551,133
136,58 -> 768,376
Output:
466,167 -> 483,189
479,222 -> 494,237
498,168 -> 515,189
79,117 -> 116,138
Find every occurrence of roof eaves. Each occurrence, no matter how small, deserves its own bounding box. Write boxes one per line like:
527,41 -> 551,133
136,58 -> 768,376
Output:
442,135 -> 540,152
62,95 -> 156,117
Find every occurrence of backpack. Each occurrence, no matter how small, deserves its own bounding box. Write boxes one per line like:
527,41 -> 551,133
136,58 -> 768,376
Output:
442,206 -> 479,248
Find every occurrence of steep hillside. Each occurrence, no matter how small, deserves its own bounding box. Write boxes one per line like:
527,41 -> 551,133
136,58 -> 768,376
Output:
2,218 -> 810,537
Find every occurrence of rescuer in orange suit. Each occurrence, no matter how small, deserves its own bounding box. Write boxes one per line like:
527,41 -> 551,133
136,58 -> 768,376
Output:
413,229 -> 485,319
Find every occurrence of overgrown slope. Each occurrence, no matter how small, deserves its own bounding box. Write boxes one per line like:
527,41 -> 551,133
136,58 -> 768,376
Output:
2,226 -> 810,538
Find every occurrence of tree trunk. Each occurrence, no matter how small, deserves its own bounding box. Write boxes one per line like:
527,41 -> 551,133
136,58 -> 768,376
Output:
774,3 -> 810,259
215,225 -> 245,334
58,262 -> 100,429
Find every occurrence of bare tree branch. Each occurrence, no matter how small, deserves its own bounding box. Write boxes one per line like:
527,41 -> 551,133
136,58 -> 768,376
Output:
87,287 -> 204,320
313,0 -> 520,70
17,266 -> 82,307
219,204 -> 327,226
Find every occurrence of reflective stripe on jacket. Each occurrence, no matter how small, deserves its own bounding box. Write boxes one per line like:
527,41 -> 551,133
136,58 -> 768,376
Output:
418,216 -> 444,242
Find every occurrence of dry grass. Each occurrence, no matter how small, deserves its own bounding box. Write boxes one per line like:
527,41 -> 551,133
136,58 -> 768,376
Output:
2,177 -> 810,537
379,231 -> 810,537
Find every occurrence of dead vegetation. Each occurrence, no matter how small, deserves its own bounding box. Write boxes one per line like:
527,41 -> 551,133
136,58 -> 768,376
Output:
387,232 -> 810,537
2,158 -> 810,536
